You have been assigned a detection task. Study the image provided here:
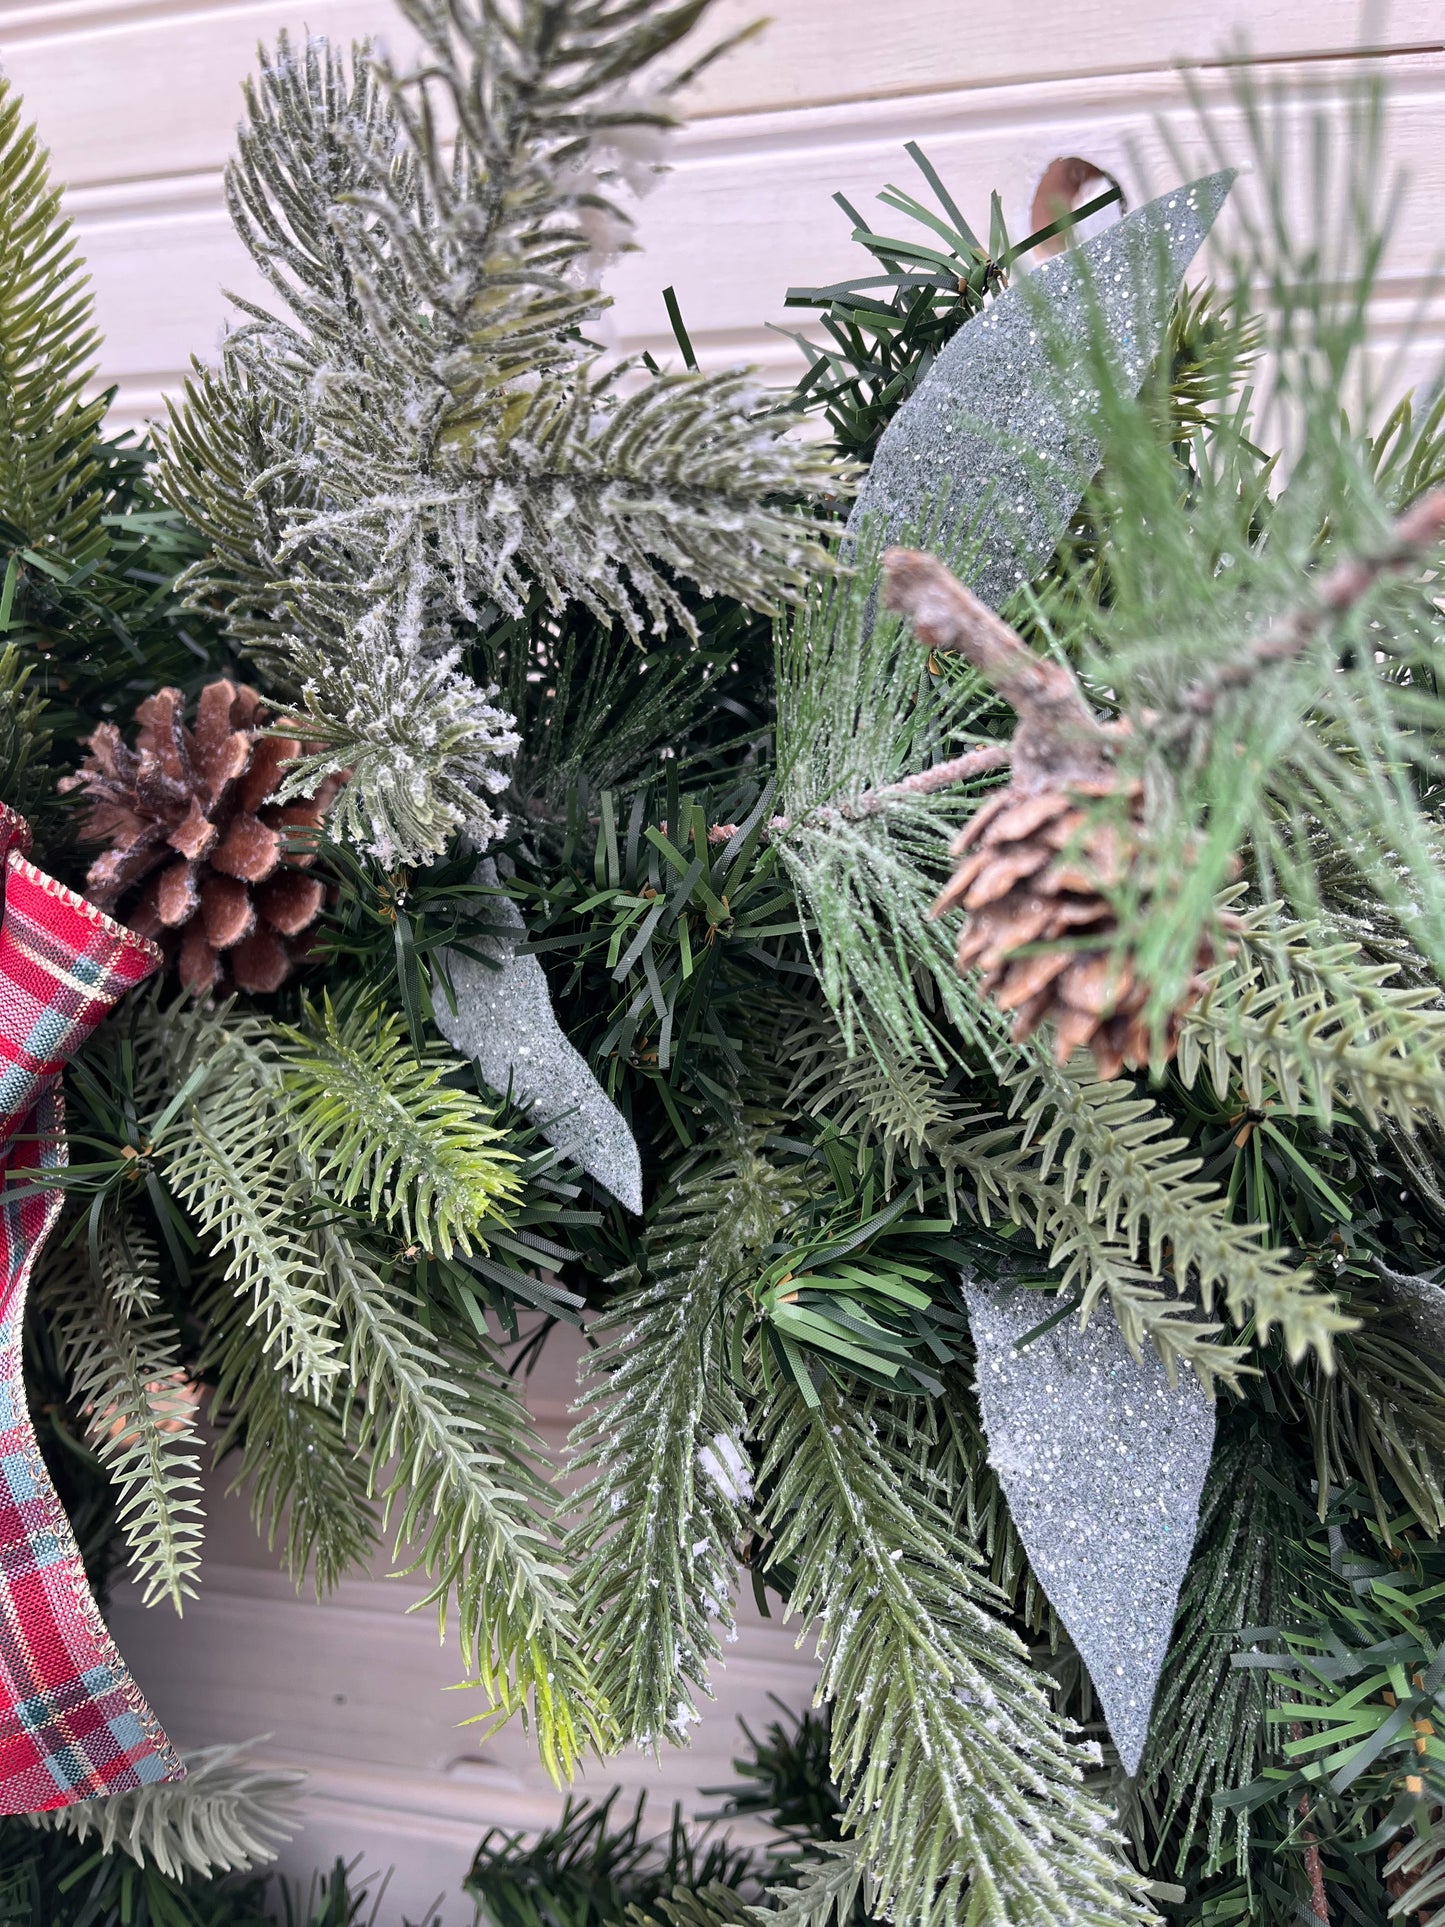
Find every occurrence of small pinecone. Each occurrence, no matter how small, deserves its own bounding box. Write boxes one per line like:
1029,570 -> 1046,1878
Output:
934,774 -> 1229,1079
61,680 -> 338,996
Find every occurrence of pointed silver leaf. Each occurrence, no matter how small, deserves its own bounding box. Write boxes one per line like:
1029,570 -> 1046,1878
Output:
964,1279 -> 1215,1774
848,169 -> 1237,608
433,861 -> 643,1215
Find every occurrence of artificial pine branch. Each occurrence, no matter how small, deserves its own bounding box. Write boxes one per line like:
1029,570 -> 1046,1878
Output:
38,1218 -> 206,1612
314,1215 -> 609,1779
753,1845 -> 867,1927
784,1004 -> 1296,1386
205,1275 -> 380,1597
1179,920 -> 1445,1132
467,1785 -> 763,1927
770,553 -> 1004,1063
1297,1270 -> 1445,1536
87,987 -> 597,1743
758,1381 -> 1154,1927
642,1890 -> 758,1927
26,1738 -> 302,1878
568,1123 -> 807,1745
157,10 -> 839,866
1131,1422 -> 1302,1881
1169,490 -> 1445,723
0,640 -> 51,823
279,990 -> 522,1258
988,1050 -> 1352,1369
0,77 -> 107,561
148,1015 -> 344,1396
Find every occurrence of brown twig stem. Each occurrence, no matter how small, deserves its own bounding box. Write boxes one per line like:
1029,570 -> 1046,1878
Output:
705,743 -> 1012,845
881,548 -> 1117,792
705,495 -> 1445,850
877,491 -> 1445,785
1291,1722 -> 1331,1921
880,742 -> 1014,797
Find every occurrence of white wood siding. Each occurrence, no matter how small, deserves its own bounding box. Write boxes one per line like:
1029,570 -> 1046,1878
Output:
4,4 -> 1444,421
3,3 -> 1444,1918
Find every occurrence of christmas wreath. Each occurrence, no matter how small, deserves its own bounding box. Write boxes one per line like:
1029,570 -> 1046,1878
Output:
2,5 -> 1445,1922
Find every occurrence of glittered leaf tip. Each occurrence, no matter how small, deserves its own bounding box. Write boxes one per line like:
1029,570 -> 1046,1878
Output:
849,169 -> 1237,611
432,862 -> 643,1215
964,1279 -> 1216,1774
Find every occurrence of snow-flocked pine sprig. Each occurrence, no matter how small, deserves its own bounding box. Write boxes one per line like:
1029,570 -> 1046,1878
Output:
758,1380 -> 1155,1927
567,1121 -> 808,1746
157,6 -> 841,867
26,1738 -> 303,1878
771,536 -> 1005,1066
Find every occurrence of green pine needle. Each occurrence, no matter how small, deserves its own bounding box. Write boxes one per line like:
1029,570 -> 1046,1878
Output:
280,991 -> 522,1259
568,1122 -> 807,1745
0,76 -> 108,561
146,1010 -> 343,1397
315,1216 -> 611,1781
759,1381 -> 1153,1927
205,1274 -> 380,1597
38,1216 -> 205,1613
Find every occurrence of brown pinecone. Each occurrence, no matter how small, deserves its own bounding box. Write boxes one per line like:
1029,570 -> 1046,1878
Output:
933,771 -> 1228,1079
882,547 -> 1236,1079
61,679 -> 338,996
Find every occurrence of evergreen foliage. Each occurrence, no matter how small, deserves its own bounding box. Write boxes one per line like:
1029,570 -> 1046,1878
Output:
39,1222 -> 206,1612
0,1689 -> 845,1927
758,1382 -> 1151,1927
0,77 -> 106,562
205,1274 -> 378,1597
778,142 -> 1122,463
0,77 -> 223,832
280,992 -> 522,1257
7,10 -> 1445,1925
27,1741 -> 302,1882
466,1788 -> 758,1927
569,1124 -> 806,1743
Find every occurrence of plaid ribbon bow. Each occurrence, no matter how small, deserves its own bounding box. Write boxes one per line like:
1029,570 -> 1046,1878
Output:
0,805 -> 181,1813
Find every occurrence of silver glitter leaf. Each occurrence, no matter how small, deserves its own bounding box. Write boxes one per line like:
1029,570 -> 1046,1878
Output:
847,169 -> 1236,609
964,1280 -> 1216,1774
432,861 -> 643,1215
1374,1260 -> 1445,1352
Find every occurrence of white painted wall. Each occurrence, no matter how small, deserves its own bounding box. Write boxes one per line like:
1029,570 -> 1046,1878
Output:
4,2 -> 1445,1918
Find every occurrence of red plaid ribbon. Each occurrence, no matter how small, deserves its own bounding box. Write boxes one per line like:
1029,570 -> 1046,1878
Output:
0,805 -> 181,1813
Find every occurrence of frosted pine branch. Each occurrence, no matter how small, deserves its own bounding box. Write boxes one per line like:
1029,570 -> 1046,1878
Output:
157,15 -> 842,866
